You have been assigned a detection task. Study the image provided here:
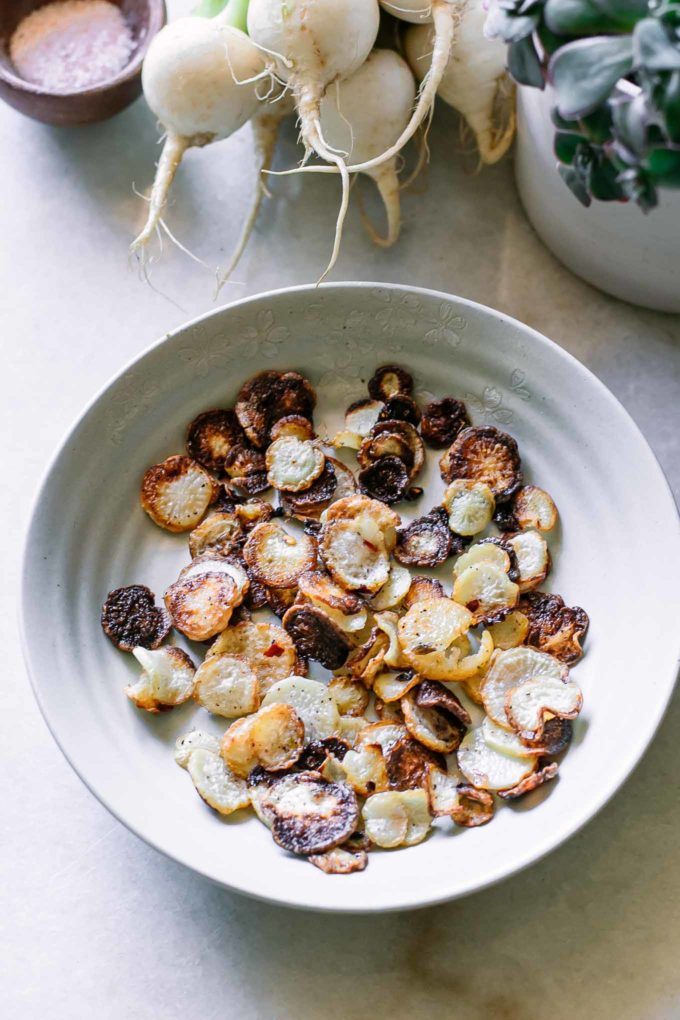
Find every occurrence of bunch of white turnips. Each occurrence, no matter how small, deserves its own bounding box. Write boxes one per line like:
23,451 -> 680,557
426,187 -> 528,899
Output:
133,0 -> 514,285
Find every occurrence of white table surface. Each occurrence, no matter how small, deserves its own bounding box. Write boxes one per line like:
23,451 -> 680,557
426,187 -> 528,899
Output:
3,4 -> 680,1016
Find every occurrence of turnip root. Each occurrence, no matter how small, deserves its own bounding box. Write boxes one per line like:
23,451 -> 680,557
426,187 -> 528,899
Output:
131,9 -> 266,257
247,0 -> 380,278
318,50 -> 416,248
273,0 -> 464,182
216,95 -> 295,291
404,0 -> 515,164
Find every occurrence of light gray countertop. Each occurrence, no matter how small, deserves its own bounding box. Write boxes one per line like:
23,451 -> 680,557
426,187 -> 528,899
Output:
2,3 -> 679,1014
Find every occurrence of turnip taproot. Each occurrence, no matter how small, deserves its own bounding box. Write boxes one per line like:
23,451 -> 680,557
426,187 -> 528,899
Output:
404,0 -> 514,164
318,50 -> 416,248
247,0 -> 380,278
131,7 -> 265,257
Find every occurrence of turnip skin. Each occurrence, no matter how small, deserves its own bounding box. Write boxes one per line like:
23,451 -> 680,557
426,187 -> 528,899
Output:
132,14 -> 266,255
404,1 -> 515,165
319,49 -> 416,247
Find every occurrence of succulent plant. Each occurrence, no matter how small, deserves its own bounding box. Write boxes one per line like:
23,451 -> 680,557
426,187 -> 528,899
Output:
486,0 -> 680,209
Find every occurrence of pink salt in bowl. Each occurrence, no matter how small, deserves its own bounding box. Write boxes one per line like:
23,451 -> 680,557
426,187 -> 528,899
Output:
0,0 -> 165,125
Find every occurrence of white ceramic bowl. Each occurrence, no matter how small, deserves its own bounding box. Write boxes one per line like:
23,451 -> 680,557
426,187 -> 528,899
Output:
22,283 -> 680,913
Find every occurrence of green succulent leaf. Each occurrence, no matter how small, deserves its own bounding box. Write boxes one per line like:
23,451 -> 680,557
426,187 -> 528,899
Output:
558,163 -> 592,204
588,157 -> 627,199
485,1 -> 540,42
545,0 -> 648,36
554,130 -> 583,162
618,168 -> 658,209
550,36 -> 635,118
508,36 -> 546,86
659,70 -> 680,142
634,18 -> 680,70
646,147 -> 680,184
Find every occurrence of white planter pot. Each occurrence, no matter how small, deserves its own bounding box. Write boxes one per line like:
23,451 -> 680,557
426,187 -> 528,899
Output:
515,85 -> 680,313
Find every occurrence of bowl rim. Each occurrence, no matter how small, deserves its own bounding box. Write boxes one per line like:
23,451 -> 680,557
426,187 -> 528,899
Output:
0,0 -> 166,98
20,281 -> 680,912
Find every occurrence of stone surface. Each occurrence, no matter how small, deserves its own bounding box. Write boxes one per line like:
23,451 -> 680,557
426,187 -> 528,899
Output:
2,2 -> 679,1016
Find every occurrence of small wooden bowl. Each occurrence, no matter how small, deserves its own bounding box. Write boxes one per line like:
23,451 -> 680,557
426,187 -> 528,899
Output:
0,0 -> 166,126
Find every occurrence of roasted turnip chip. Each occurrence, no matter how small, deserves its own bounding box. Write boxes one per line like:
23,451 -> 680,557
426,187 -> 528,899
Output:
426,769 -> 495,826
440,426 -> 522,501
235,370 -> 316,448
457,728 -> 538,791
373,670 -> 420,704
174,729 -> 221,769
370,563 -> 412,611
361,420 -> 425,481
282,604 -> 352,670
309,846 -> 368,874
189,511 -> 245,559
402,689 -> 467,753
250,703 -> 305,771
480,646 -> 568,728
298,570 -> 365,616
298,737 -> 351,771
328,676 -> 370,717
481,715 -> 544,759
420,397 -> 470,448
326,457 -> 358,502
243,521 -> 317,589
126,645 -> 196,712
235,499 -> 275,531
506,675 -> 583,742
375,697 -> 405,722
528,716 -> 573,756
262,676 -> 341,743
399,597 -> 473,680
463,674 -> 484,705
334,398 -> 385,450
505,530 -> 551,591
445,630 -> 494,681
488,610 -> 529,650
101,584 -> 171,652
368,364 -> 413,400
207,620 -> 299,693
194,653 -> 260,718
357,721 -> 409,754
342,745 -> 389,796
363,789 -> 431,847
404,576 -> 447,608
279,459 -> 338,519
320,516 -> 390,593
224,443 -> 267,480
338,715 -> 372,744
519,591 -> 589,664
497,760 -> 559,800
186,409 -> 245,473
443,479 -> 496,537
395,507 -> 453,567
358,456 -> 410,504
378,394 -> 422,426
452,562 -> 520,625
385,735 -> 445,791
266,436 -> 325,493
415,680 -> 471,723
180,554 -> 250,606
265,586 -> 299,619
321,495 -> 400,549
187,748 -> 250,815
141,455 -> 218,533
164,572 -> 237,641
225,472 -> 270,497
220,716 -> 258,778
269,415 -> 316,442
512,485 -> 558,532
362,791 -> 408,847
454,540 -> 510,577
257,771 -> 359,855
345,626 -> 389,685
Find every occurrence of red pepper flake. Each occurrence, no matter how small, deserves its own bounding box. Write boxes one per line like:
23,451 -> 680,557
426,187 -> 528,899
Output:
363,540 -> 379,553
264,641 -> 284,657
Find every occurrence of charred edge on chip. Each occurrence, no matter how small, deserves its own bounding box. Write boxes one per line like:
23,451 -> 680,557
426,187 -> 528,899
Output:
420,397 -> 471,449
101,585 -> 171,652
440,425 -> 522,502
498,761 -> 559,800
367,365 -> 413,401
282,604 -> 352,670
358,456 -> 410,505
518,591 -> 590,665
395,507 -> 454,567
186,409 -> 245,473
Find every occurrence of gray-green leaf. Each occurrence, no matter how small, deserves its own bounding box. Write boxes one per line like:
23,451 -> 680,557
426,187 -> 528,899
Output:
550,36 -> 635,118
